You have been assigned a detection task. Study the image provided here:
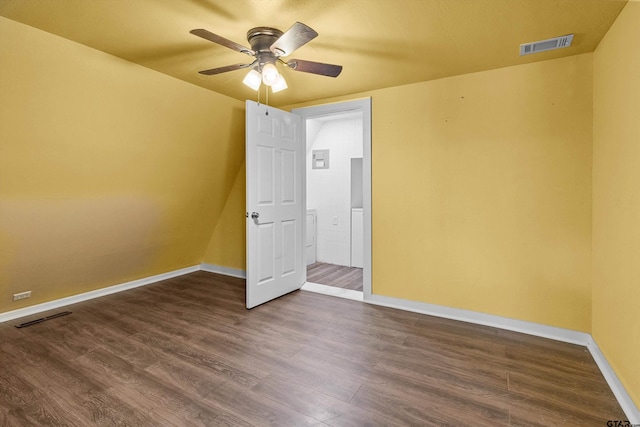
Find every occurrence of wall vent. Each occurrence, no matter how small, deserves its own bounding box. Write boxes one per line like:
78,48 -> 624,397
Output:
520,34 -> 574,56
15,311 -> 72,328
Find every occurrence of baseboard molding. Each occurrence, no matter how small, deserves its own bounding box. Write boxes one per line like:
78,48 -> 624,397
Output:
587,337 -> 640,423
366,293 -> 591,345
365,293 -> 640,421
1,264 -> 243,324
0,265 -> 199,324
200,263 -> 246,279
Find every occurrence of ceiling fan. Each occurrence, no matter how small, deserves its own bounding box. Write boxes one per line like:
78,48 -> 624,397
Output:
190,22 -> 342,92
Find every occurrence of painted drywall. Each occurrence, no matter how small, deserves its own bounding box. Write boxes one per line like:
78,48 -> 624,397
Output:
307,116 -> 363,266
284,54 -> 593,332
209,54 -> 592,332
371,54 -> 592,333
593,1 -> 640,408
201,164 -> 246,270
0,17 -> 245,314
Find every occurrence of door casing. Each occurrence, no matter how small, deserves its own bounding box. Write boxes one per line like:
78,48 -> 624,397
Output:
293,98 -> 372,300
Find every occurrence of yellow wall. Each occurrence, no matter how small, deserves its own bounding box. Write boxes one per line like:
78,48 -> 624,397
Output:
0,17 -> 245,314
211,54 -> 594,332
593,1 -> 640,408
202,164 -> 246,270
275,54 -> 593,332
371,55 -> 593,332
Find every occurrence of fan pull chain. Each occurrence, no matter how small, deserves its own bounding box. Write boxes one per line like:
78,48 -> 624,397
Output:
255,86 -> 269,116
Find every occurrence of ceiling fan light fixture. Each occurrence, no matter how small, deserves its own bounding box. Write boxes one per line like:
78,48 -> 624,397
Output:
191,22 -> 343,91
261,62 -> 280,86
243,69 -> 262,90
271,74 -> 288,93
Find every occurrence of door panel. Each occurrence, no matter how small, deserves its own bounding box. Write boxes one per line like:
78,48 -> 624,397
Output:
281,219 -> 296,275
281,149 -> 296,204
246,101 -> 304,308
257,146 -> 274,205
257,222 -> 274,284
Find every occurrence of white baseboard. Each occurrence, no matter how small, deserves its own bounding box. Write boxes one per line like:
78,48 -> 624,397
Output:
1,264 -> 243,324
0,265 -> 199,324
365,293 -> 590,345
588,337 -> 640,423
365,293 -> 639,422
200,263 -> 246,279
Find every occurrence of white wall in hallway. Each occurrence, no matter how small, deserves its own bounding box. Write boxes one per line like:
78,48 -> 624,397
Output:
307,114 -> 363,266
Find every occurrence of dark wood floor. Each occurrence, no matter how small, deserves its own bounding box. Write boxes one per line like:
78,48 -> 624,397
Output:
307,262 -> 363,291
0,271 -> 626,426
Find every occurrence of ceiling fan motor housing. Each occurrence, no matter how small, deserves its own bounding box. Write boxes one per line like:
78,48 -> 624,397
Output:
247,27 -> 283,70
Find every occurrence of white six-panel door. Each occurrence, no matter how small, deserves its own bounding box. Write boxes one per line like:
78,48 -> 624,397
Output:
246,100 -> 304,309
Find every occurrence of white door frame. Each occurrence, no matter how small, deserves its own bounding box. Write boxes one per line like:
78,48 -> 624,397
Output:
293,98 -> 372,300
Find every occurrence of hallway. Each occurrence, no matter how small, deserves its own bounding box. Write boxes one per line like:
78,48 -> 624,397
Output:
307,262 -> 363,291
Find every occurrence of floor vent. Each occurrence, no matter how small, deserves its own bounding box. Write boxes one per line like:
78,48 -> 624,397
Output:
520,34 -> 574,56
15,311 -> 72,328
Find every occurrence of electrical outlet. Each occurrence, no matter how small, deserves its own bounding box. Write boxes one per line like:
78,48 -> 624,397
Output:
13,291 -> 31,301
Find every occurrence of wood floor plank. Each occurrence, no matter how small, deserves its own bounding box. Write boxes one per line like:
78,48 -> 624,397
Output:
203,376 -> 323,426
144,356 -> 228,400
0,270 -> 627,426
507,370 -> 624,420
197,330 -> 364,403
76,346 -> 221,426
40,384 -> 161,427
307,262 -> 363,291
3,393 -> 89,427
0,338 -> 105,400
0,369 -> 44,425
349,383 -> 454,426
251,373 -> 397,426
130,328 -> 266,389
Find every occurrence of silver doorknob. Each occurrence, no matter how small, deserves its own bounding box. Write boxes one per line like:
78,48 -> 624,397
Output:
251,212 -> 259,219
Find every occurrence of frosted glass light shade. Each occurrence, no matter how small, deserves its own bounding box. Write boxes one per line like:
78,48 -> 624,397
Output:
271,74 -> 288,93
261,63 -> 280,86
242,69 -> 261,90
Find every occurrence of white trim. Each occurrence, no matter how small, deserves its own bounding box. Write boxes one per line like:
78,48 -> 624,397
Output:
200,263 -> 246,279
366,293 -> 590,345
587,337 -> 640,423
0,265 -> 199,324
301,282 -> 364,302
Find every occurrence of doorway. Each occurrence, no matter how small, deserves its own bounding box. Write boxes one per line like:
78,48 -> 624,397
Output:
293,98 -> 372,300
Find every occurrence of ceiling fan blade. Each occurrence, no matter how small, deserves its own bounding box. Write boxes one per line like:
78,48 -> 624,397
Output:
286,59 -> 343,77
270,22 -> 318,57
198,63 -> 254,75
190,29 -> 254,56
